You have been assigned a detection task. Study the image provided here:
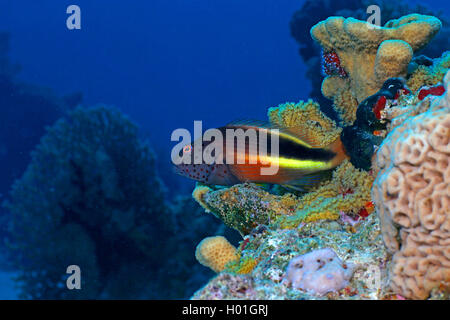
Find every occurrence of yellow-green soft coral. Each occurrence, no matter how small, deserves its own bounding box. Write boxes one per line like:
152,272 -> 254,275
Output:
275,160 -> 374,229
268,99 -> 342,146
407,51 -> 450,93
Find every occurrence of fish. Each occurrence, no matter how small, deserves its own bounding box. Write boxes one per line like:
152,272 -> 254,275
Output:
173,121 -> 349,189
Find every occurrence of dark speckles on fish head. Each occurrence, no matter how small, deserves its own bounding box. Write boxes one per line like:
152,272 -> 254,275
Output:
173,139 -> 214,183
173,138 -> 239,185
174,162 -> 215,183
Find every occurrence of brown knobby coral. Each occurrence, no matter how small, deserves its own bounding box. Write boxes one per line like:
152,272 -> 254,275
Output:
311,14 -> 441,124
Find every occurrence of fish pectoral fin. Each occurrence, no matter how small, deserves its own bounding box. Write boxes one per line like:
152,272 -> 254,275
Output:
280,184 -> 308,193
283,169 -> 333,192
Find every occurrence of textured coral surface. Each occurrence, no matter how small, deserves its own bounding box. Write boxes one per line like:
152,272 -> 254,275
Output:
195,236 -> 239,273
284,248 -> 355,296
311,14 -> 441,124
372,70 -> 450,299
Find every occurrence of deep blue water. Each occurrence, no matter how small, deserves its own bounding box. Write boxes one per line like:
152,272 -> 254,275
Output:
0,0 -> 448,300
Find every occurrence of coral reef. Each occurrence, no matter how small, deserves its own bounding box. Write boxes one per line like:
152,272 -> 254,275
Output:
3,106 -> 243,299
290,0 -> 450,119
195,236 -> 239,273
190,10 -> 449,300
193,214 -> 388,300
372,70 -> 450,299
276,160 -> 374,229
193,159 -> 373,237
284,248 -> 355,296
311,14 -> 441,123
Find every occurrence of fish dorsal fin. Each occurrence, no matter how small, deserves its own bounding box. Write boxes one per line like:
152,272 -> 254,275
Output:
225,120 -> 324,149
225,119 -> 274,129
280,127 -> 324,149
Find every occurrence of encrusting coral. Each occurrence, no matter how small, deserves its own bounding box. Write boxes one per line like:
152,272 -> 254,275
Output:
276,160 -> 374,229
311,14 -> 441,124
372,70 -> 450,299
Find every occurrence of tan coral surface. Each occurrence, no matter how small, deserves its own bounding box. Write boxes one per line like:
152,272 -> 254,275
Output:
372,70 -> 450,299
311,14 -> 441,122
195,236 -> 239,273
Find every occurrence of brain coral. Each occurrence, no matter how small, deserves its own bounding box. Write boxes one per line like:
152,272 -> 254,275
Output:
195,236 -> 239,273
311,14 -> 441,123
284,248 -> 355,296
372,70 -> 450,299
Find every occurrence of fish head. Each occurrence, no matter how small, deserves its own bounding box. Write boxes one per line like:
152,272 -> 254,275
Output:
173,137 -> 236,185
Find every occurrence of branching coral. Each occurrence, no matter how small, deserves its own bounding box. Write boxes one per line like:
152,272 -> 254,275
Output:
310,14 -> 441,123
372,70 -> 450,299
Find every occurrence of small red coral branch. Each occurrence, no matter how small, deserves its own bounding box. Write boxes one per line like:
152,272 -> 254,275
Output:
322,51 -> 347,78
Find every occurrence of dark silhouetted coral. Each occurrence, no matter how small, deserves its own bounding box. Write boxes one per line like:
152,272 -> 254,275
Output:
0,32 -> 82,197
4,106 -> 172,299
